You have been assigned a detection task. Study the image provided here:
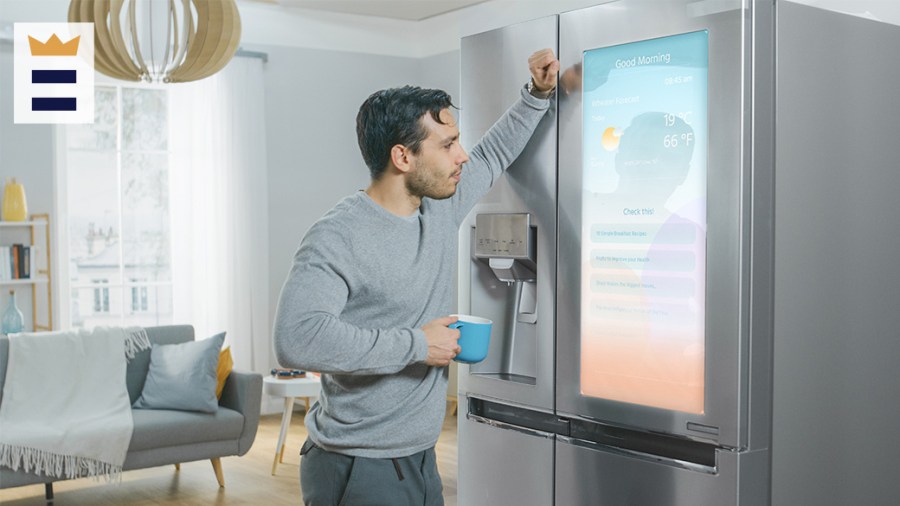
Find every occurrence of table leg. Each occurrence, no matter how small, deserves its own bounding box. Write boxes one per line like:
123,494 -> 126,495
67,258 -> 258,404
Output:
272,396 -> 295,475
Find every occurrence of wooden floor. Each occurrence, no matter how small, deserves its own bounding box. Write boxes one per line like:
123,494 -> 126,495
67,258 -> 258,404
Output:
0,407 -> 459,505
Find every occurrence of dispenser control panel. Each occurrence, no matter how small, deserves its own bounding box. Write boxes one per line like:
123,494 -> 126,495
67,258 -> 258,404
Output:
474,213 -> 534,259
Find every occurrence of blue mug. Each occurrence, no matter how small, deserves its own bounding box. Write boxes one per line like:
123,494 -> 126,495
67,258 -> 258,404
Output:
449,314 -> 493,364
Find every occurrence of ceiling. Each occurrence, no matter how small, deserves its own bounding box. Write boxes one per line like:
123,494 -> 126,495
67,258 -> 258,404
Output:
245,0 -> 489,21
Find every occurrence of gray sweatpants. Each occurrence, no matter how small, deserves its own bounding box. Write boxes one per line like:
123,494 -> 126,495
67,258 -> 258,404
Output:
300,439 -> 444,506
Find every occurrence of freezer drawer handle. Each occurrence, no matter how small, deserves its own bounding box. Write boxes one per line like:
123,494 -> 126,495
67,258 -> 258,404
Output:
558,435 -> 718,475
468,397 -> 569,436
466,413 -> 556,439
568,418 -> 717,468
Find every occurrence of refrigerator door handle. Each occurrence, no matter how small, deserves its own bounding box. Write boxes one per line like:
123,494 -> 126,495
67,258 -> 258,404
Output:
558,435 -> 718,475
466,413 -> 556,440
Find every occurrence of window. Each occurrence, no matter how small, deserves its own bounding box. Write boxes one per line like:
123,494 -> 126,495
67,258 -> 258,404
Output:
62,85 -> 173,329
93,279 -> 109,313
130,278 -> 149,312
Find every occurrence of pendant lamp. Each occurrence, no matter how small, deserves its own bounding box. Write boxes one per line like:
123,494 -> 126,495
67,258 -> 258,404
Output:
68,0 -> 242,83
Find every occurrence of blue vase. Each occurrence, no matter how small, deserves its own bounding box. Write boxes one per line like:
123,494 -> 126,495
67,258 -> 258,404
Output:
2,290 -> 25,335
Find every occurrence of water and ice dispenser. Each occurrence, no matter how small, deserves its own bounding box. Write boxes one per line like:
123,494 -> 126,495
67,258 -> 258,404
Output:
470,213 -> 538,381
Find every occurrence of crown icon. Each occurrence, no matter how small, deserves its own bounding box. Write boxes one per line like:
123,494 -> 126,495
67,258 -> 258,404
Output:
28,34 -> 80,56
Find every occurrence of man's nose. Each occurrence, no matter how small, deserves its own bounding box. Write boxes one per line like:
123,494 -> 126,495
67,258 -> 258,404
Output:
458,148 -> 470,165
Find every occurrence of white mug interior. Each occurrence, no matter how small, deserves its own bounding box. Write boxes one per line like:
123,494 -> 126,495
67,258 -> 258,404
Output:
450,314 -> 493,325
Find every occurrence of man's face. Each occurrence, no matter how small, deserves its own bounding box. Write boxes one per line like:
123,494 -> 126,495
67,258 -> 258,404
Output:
405,108 -> 469,200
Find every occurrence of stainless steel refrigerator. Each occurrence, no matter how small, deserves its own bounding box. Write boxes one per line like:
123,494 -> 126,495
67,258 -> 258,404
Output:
457,1 -> 900,505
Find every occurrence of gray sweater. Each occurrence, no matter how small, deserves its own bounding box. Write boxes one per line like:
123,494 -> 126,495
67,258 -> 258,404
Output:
273,87 -> 550,458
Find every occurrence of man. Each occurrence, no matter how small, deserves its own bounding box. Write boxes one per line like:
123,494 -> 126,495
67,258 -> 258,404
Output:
273,48 -> 559,506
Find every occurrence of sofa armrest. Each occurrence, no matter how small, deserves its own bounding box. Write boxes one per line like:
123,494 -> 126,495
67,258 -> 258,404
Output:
219,370 -> 263,456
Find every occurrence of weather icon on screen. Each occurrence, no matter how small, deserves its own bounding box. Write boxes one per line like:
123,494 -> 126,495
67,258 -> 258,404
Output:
601,127 -> 622,151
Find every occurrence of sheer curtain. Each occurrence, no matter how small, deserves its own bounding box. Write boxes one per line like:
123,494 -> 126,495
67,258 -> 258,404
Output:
169,56 -> 270,374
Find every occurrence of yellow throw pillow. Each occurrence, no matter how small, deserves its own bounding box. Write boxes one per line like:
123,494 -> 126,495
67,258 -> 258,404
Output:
216,347 -> 233,399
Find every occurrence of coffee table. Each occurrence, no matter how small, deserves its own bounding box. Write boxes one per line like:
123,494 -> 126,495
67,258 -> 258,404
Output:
263,375 -> 322,474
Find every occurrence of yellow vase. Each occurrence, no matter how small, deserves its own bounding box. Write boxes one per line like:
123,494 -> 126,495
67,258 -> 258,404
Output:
2,178 -> 28,222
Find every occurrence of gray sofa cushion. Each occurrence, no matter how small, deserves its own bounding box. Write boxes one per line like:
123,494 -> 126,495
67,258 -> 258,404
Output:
133,332 -> 225,413
129,407 -> 244,452
126,325 -> 194,403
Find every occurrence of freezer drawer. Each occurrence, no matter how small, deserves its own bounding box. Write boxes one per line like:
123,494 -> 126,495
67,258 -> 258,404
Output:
458,407 -> 554,506
556,436 -> 768,506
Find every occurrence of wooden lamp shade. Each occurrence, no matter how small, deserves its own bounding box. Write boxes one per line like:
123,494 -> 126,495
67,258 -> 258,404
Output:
68,0 -> 241,83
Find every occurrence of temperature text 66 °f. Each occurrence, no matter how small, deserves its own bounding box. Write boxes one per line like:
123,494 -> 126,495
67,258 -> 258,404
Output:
663,133 -> 694,148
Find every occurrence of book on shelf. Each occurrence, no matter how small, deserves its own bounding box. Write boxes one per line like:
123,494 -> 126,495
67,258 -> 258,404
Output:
0,244 -> 36,281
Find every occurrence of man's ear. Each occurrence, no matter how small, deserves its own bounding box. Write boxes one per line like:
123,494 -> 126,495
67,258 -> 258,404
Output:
390,144 -> 412,174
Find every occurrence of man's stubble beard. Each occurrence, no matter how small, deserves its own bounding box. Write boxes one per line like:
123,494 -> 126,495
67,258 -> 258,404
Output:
406,158 -> 456,201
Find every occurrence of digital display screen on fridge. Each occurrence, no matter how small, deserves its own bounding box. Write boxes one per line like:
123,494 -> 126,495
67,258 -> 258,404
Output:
580,31 -> 708,414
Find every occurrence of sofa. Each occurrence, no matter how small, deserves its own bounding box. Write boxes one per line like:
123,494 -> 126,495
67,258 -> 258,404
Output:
0,325 -> 263,499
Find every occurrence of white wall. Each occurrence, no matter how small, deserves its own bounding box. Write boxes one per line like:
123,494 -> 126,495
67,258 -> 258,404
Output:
0,44 -> 54,224
0,41 -> 59,329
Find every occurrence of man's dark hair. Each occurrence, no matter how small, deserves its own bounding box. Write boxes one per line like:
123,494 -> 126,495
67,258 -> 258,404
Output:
356,86 -> 455,179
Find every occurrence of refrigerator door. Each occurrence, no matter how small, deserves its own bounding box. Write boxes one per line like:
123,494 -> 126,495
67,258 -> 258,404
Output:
458,397 -> 555,506
458,15 -> 558,411
557,0 -> 752,448
555,436 -> 769,506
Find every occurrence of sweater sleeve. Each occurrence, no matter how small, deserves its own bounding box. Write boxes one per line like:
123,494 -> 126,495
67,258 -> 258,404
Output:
452,86 -> 552,223
273,224 -> 430,375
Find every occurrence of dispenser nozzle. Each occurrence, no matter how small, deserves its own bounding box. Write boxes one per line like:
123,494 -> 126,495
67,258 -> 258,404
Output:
488,257 -> 536,283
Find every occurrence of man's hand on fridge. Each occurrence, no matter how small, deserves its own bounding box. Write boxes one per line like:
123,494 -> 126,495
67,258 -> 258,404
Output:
528,48 -> 560,97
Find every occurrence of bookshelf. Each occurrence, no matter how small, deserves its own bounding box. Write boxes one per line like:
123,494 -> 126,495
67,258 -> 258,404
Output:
0,214 -> 52,332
